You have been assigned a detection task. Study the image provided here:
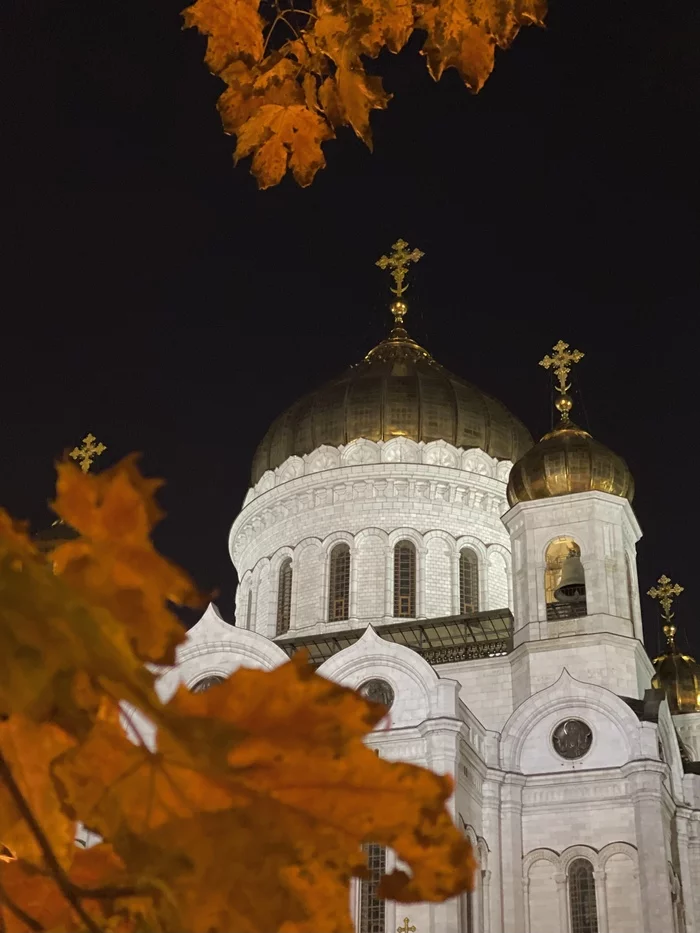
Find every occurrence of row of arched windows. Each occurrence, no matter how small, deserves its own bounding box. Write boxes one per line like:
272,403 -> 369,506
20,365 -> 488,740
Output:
271,542 -> 481,635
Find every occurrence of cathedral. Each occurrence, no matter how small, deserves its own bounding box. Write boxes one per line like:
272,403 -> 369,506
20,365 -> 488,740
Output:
154,241 -> 700,933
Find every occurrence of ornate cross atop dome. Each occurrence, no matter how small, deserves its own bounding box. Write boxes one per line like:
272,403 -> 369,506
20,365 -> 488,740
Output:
69,432 -> 107,473
539,339 -> 584,422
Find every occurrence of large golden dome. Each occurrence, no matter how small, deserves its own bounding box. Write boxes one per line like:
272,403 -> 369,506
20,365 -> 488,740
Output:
506,420 -> 635,506
251,323 -> 532,484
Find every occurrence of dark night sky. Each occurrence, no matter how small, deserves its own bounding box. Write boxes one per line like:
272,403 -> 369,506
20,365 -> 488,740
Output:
2,0 -> 699,657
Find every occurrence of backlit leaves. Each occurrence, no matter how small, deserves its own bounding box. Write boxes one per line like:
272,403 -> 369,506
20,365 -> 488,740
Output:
182,0 -> 547,186
0,457 -> 474,932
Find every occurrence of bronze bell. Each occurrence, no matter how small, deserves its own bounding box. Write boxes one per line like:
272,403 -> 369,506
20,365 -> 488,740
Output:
554,552 -> 586,603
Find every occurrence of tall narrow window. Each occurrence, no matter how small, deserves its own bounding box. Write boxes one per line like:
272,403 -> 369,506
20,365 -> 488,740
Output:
245,588 -> 253,630
625,553 -> 635,621
328,543 -> 350,621
359,843 -> 386,933
394,541 -> 416,618
276,559 -> 292,635
568,858 -> 599,933
459,548 -> 479,615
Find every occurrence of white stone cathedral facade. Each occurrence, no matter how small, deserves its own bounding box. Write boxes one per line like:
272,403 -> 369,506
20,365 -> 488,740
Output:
156,311 -> 700,933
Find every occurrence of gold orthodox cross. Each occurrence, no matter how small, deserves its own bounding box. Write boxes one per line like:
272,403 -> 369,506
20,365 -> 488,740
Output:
397,918 -> 416,933
376,239 -> 424,300
647,574 -> 684,624
70,433 -> 107,473
539,339 -> 585,395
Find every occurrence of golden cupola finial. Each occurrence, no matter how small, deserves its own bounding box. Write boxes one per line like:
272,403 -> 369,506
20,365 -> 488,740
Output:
648,574 -> 685,651
506,339 -> 634,505
539,339 -> 585,424
375,239 -> 424,329
648,575 -> 700,715
70,433 -> 107,473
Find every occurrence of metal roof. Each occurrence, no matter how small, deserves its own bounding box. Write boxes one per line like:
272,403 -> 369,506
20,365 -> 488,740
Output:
274,608 -> 513,667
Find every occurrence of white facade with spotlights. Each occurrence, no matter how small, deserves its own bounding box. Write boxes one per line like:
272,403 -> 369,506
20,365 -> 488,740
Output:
169,320 -> 700,933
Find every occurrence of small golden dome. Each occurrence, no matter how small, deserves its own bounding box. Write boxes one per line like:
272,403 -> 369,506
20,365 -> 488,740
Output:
652,652 -> 700,714
506,418 -> 635,506
251,325 -> 533,484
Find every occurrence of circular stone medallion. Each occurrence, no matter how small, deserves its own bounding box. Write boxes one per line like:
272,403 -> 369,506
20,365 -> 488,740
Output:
358,679 -> 395,709
552,719 -> 593,760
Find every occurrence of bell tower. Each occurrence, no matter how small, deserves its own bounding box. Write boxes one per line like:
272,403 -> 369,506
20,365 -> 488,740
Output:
501,341 -> 651,702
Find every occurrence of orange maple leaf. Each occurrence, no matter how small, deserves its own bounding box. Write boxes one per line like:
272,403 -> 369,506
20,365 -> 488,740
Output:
50,457 -> 202,666
235,102 -> 333,188
182,0 -> 264,71
0,717 -> 76,871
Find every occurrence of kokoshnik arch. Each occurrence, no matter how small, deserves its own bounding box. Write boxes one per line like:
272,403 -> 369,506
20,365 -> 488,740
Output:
146,242 -> 700,933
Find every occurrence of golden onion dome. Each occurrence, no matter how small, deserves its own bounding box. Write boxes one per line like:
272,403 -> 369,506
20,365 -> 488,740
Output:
506,419 -> 635,506
251,320 -> 532,484
648,576 -> 697,714
506,339 -> 634,506
652,651 -> 700,714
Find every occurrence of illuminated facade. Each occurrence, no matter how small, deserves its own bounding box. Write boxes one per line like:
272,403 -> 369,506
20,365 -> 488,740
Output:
161,248 -> 700,933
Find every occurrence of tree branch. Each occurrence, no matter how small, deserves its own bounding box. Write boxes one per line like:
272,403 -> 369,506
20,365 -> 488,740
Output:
0,753 -> 102,933
0,884 -> 44,932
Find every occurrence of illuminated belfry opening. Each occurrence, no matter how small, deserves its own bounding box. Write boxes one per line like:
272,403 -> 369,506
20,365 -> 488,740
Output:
545,538 -> 587,621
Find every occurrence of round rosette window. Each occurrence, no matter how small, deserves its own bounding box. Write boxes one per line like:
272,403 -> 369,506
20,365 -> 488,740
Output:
358,679 -> 395,710
551,719 -> 593,760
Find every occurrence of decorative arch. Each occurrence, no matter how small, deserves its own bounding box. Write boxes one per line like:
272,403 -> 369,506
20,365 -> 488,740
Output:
523,847 -> 561,875
598,841 -> 638,869
500,669 -> 642,772
561,845 -> 601,872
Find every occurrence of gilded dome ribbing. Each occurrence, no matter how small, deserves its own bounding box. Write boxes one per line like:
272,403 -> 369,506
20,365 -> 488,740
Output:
251,324 -> 532,484
506,420 -> 635,506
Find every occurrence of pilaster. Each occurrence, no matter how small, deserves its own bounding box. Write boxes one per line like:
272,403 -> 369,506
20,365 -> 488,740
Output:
500,774 -> 526,933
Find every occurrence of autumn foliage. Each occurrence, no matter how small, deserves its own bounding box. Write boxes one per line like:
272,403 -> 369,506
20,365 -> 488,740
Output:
0,457 -> 475,932
182,0 -> 547,187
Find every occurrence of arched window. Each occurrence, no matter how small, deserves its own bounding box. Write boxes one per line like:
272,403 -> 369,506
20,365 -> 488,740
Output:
359,843 -> 386,933
276,559 -> 292,635
394,541 -> 416,618
568,858 -> 599,933
328,543 -> 350,621
459,548 -> 479,615
545,537 -> 586,621
191,675 -> 226,693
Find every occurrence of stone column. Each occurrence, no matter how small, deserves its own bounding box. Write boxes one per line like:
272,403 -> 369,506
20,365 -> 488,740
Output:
675,810 -> 696,933
554,871 -> 569,933
482,869 -> 491,933
593,868 -> 609,933
482,777 -> 504,933
522,878 -> 530,933
500,775 -> 526,933
627,763 -> 674,933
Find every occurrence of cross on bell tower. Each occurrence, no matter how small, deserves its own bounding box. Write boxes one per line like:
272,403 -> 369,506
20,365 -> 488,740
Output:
376,239 -> 424,326
70,433 -> 107,473
539,339 -> 585,422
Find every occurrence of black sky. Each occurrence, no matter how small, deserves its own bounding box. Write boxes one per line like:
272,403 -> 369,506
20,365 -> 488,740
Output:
2,0 -> 699,656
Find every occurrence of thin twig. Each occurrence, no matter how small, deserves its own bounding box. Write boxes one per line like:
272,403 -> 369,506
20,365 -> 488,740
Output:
0,753 -> 102,933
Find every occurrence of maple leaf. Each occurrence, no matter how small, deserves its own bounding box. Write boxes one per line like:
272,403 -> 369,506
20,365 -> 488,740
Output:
165,655 -> 474,913
182,0 -> 264,72
52,720 -> 240,845
51,457 -> 202,666
235,103 -> 333,188
0,844 -> 159,933
417,0 -> 547,89
0,717 -> 76,870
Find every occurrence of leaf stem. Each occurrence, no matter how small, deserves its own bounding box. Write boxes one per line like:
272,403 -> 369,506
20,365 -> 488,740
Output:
0,752 -> 102,933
